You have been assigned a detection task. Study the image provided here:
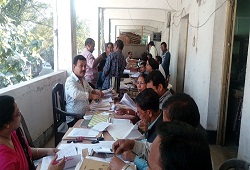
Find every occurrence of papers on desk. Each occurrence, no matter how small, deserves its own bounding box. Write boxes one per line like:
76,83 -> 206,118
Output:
93,141 -> 114,154
41,142 -> 81,170
67,128 -> 99,139
123,69 -> 130,74
120,93 -> 137,112
89,100 -> 111,111
91,122 -> 111,132
131,72 -> 140,78
107,123 -> 144,140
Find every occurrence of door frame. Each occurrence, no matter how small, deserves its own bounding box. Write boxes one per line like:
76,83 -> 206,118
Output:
217,0 -> 237,145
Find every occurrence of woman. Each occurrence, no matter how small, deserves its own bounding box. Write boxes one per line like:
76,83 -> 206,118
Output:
146,58 -> 159,73
115,74 -> 147,121
0,95 -> 65,170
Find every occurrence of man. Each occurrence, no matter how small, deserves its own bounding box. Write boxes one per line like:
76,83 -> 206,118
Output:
109,121 -> 212,170
110,93 -> 202,170
135,88 -> 162,142
148,41 -> 158,60
126,51 -> 133,63
145,70 -> 171,109
160,42 -> 171,76
65,55 -> 103,127
102,39 -> 126,90
82,38 -> 103,88
97,42 -> 113,89
155,55 -> 166,79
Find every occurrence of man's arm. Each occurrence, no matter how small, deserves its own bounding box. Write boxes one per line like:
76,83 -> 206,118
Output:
65,79 -> 89,101
92,54 -> 103,68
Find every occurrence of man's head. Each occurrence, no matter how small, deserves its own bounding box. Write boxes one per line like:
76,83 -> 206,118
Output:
85,38 -> 95,53
114,40 -> 124,51
148,41 -> 155,48
128,51 -> 132,58
160,42 -> 167,53
155,56 -> 162,64
73,55 -> 87,78
162,93 -> 200,128
147,121 -> 212,170
135,88 -> 159,123
145,70 -> 167,96
139,62 -> 146,73
106,42 -> 114,54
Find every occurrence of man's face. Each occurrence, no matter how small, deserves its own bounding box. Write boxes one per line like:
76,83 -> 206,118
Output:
160,44 -> 167,53
147,136 -> 161,170
140,64 -> 146,73
113,43 -> 118,52
146,81 -> 160,96
87,43 -> 95,53
73,60 -> 87,78
136,104 -> 151,123
107,44 -> 113,54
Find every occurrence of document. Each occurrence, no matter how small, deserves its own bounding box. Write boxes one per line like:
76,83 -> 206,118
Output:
107,123 -> 144,140
67,128 -> 99,138
91,122 -> 111,132
120,93 -> 137,112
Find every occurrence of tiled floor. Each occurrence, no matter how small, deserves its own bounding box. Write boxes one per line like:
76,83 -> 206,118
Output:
43,136 -> 238,170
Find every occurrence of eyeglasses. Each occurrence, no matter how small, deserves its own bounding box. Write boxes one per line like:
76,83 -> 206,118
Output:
13,111 -> 22,117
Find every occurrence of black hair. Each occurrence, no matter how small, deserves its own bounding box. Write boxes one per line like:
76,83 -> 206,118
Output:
0,95 -> 15,129
138,73 -> 147,80
147,53 -> 153,59
141,52 -> 148,62
156,56 -> 162,64
157,121 -> 212,170
85,38 -> 95,46
115,39 -> 124,50
148,41 -> 155,46
128,51 -> 132,55
106,42 -> 113,49
161,42 -> 167,48
147,58 -> 159,70
73,55 -> 86,65
135,88 -> 159,112
162,93 -> 200,128
145,70 -> 167,89
140,61 -> 146,67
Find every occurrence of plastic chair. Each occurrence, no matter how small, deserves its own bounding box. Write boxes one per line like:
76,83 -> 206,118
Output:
52,83 -> 82,146
219,158 -> 250,170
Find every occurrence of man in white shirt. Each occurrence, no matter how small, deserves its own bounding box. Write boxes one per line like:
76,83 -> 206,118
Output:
65,55 -> 103,126
148,41 -> 158,60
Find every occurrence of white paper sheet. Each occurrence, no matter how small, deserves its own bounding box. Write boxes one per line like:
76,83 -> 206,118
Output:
120,93 -> 137,112
67,128 -> 99,138
91,122 -> 112,132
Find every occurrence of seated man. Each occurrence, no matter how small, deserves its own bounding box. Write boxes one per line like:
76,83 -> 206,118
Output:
135,88 -> 162,142
109,121 -> 212,170
110,92 -> 202,170
65,55 -> 103,127
145,70 -> 172,109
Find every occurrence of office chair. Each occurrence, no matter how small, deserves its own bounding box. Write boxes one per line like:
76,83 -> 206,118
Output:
52,83 -> 82,146
219,158 -> 250,170
20,114 -> 35,147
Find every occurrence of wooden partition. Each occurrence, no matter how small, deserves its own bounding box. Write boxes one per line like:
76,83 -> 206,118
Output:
123,44 -> 147,59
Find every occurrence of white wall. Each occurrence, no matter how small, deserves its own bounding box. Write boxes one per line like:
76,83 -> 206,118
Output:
0,71 -> 67,142
166,0 -> 229,130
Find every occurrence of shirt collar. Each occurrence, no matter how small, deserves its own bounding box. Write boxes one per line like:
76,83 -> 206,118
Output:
148,112 -> 162,130
159,90 -> 171,103
71,72 -> 82,83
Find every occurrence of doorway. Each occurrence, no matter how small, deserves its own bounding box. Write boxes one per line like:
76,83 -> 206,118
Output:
176,15 -> 189,93
225,1 -> 250,146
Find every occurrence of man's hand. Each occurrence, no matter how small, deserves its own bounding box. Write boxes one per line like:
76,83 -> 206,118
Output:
112,139 -> 135,154
138,120 -> 148,133
109,156 -> 126,170
122,151 -> 136,162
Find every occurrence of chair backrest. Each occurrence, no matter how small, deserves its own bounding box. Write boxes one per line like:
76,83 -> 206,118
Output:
20,114 -> 35,147
52,83 -> 67,145
219,158 -> 250,170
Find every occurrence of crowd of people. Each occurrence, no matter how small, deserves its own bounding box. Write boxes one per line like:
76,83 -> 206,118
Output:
0,38 -> 214,169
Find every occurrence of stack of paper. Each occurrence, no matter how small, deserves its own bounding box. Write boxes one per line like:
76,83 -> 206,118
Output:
64,128 -> 99,140
107,123 -> 144,140
89,101 -> 111,111
120,93 -> 137,112
87,114 -> 110,127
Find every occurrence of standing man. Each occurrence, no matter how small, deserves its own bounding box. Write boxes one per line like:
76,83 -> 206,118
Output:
160,42 -> 171,76
65,55 -> 103,127
148,41 -> 158,60
82,38 -> 103,88
102,40 -> 126,90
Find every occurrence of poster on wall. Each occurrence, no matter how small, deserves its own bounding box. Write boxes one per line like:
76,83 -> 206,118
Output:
153,32 -> 161,41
